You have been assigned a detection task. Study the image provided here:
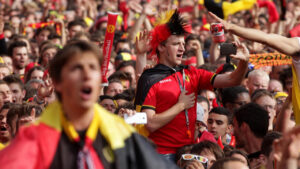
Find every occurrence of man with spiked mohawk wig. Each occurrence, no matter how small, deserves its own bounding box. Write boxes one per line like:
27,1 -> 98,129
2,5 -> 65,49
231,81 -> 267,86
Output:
135,9 -> 250,161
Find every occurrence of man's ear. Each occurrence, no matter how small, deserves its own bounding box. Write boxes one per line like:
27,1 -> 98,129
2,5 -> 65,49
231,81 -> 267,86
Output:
52,80 -> 61,93
22,89 -> 26,99
157,43 -> 165,53
226,124 -> 233,134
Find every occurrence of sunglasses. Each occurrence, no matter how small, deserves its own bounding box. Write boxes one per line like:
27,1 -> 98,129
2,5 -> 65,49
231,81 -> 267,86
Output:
181,154 -> 208,163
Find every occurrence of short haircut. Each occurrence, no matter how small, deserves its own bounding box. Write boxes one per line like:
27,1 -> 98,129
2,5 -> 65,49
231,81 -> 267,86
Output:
248,69 -> 270,83
108,71 -> 132,84
99,95 -> 114,102
67,19 -> 87,30
190,141 -> 224,160
209,107 -> 233,124
114,38 -> 130,52
279,67 -> 292,89
185,34 -> 201,45
116,60 -> 136,71
7,41 -> 27,57
221,86 -> 249,106
197,95 -> 210,110
251,89 -> 274,102
49,40 -> 103,100
261,131 -> 282,157
234,103 -> 269,138
113,102 -> 135,115
103,79 -> 122,94
228,149 -> 250,167
175,144 -> 194,163
113,93 -> 132,102
210,157 -> 246,169
3,75 -> 24,90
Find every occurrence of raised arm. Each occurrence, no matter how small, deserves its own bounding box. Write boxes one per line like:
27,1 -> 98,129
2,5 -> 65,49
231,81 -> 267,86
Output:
209,12 -> 300,57
213,42 -> 249,88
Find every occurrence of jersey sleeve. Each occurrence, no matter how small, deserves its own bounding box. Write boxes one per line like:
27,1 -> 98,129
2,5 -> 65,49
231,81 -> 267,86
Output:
194,68 -> 216,91
141,85 -> 157,111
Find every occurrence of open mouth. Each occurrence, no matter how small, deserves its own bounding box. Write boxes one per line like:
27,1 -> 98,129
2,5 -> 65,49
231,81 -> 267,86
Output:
0,126 -> 7,131
80,86 -> 93,100
81,87 -> 92,94
176,54 -> 182,58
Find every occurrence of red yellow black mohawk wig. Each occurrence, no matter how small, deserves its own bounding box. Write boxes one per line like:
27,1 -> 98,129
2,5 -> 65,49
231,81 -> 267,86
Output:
150,9 -> 191,55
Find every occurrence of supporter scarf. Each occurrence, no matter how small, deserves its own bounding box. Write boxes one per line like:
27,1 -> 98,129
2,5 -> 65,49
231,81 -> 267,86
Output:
60,106 -> 104,169
249,53 -> 292,68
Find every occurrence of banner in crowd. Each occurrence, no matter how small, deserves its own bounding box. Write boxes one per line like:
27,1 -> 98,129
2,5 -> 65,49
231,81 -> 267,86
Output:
249,52 -> 300,125
101,12 -> 118,85
249,53 -> 292,68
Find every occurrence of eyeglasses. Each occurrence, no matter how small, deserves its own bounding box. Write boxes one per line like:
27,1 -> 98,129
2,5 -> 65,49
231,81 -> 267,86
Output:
181,154 -> 208,163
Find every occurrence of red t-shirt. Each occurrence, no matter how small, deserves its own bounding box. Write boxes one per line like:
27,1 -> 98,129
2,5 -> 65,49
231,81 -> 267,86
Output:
142,66 -> 215,154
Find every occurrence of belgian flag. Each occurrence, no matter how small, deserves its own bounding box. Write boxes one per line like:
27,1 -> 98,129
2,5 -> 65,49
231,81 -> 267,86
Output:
204,0 -> 257,19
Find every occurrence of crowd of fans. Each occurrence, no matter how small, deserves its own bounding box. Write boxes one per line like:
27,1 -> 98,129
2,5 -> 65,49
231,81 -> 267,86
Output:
0,0 -> 299,169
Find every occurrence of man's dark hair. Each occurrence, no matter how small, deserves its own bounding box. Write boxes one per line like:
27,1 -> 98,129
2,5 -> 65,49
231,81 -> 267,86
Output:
197,95 -> 210,110
108,71 -> 132,85
114,38 -> 132,54
7,41 -> 27,57
116,60 -> 136,71
103,79 -> 122,95
34,26 -> 55,39
67,19 -> 87,30
49,40 -> 103,100
190,141 -> 224,160
113,93 -> 132,102
279,67 -> 292,90
234,103 -> 269,138
210,157 -> 246,169
175,144 -> 194,163
98,95 -> 114,103
113,102 -> 135,115
221,86 -> 249,106
261,131 -> 282,157
3,75 -> 24,90
185,34 -> 201,45
209,107 -> 233,124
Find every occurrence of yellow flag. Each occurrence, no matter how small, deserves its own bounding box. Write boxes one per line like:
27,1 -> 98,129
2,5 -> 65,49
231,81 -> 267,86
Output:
292,65 -> 300,124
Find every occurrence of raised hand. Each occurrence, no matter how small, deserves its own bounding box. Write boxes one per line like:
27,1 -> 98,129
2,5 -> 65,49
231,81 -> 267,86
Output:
230,42 -> 250,62
37,79 -> 54,100
208,12 -> 232,32
128,1 -> 143,14
135,30 -> 151,55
